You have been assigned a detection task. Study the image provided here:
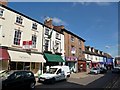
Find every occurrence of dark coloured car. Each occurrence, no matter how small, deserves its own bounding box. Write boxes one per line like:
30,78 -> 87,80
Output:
100,67 -> 107,74
1,70 -> 36,90
112,67 -> 120,74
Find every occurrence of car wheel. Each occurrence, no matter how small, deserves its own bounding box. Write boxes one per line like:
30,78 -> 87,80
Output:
30,82 -> 35,89
51,78 -> 55,84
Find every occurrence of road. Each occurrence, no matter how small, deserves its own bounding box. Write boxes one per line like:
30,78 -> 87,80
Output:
35,71 -> 120,89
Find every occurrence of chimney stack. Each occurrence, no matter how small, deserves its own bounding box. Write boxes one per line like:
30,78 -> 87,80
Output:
0,0 -> 8,6
44,18 -> 53,29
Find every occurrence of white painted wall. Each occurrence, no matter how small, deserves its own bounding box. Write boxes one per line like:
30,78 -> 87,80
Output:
0,6 -> 43,52
43,26 -> 65,59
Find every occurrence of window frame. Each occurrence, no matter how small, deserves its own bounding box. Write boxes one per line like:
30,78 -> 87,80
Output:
32,35 -> 37,48
71,36 -> 74,42
0,8 -> 4,17
16,15 -> 23,25
45,28 -> 49,35
32,23 -> 37,30
44,39 -> 49,51
13,30 -> 22,45
56,32 -> 61,40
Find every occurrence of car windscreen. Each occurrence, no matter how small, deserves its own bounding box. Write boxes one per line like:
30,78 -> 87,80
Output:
46,68 -> 57,74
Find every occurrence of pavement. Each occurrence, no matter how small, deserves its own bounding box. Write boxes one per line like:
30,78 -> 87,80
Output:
70,70 -> 90,79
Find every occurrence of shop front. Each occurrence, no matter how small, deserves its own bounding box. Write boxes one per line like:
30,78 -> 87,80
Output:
43,53 -> 65,72
86,60 -> 92,69
65,56 -> 77,73
106,58 -> 114,70
78,60 -> 86,72
0,48 -> 10,70
91,62 -> 99,68
8,50 -> 46,76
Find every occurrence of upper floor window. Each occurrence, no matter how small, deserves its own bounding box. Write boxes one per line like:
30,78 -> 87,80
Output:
71,36 -> 74,42
56,32 -> 61,40
87,55 -> 89,59
79,40 -> 82,46
45,28 -> 49,35
54,41 -> 59,52
0,9 -> 4,17
71,46 -> 76,54
16,16 -> 23,25
13,30 -> 22,45
32,35 -> 37,48
44,39 -> 49,51
32,23 -> 37,30
79,48 -> 82,54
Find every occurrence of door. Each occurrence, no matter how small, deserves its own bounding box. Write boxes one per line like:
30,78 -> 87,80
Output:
56,69 -> 65,81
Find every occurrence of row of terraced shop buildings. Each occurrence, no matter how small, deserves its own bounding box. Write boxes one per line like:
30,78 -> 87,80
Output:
0,2 -> 114,76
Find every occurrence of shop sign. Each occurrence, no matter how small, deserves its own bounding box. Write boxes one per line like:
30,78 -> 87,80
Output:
66,56 -> 77,61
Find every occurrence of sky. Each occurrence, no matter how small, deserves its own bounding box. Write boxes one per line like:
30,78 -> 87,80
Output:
8,2 -> 118,58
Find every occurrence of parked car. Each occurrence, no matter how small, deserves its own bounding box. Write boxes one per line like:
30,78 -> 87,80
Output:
112,67 -> 120,74
1,70 -> 36,90
100,67 -> 107,74
38,65 -> 70,84
0,70 -> 8,77
89,67 -> 101,74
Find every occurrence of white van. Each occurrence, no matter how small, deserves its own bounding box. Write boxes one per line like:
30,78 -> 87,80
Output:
38,65 -> 70,84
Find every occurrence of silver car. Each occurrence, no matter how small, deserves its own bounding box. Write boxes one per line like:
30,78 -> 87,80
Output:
90,67 -> 101,74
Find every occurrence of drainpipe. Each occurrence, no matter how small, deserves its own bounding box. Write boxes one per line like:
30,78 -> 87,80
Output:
42,25 -> 44,53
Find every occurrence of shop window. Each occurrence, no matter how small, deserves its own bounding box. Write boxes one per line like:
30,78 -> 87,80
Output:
31,62 -> 35,69
13,30 -> 22,45
17,62 -> 23,70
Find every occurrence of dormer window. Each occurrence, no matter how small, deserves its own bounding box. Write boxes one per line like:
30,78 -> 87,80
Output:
32,23 -> 37,30
0,9 -> 4,17
16,16 -> 23,25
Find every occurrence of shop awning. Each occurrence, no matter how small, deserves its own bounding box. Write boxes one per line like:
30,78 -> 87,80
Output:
0,48 -> 10,60
44,53 -> 65,62
8,50 -> 46,63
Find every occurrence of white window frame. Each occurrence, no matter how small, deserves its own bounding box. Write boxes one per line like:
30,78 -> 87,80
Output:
32,35 -> 37,48
45,28 -> 49,35
0,8 -> 4,17
16,15 -> 23,25
32,23 -> 37,30
44,39 -> 49,51
13,30 -> 22,45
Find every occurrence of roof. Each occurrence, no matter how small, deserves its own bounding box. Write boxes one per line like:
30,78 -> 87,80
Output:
0,4 -> 63,34
104,53 -> 113,59
84,46 -> 106,57
62,28 -> 85,42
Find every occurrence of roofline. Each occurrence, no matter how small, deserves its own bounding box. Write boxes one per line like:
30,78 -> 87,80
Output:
63,28 -> 85,42
1,4 -> 63,34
